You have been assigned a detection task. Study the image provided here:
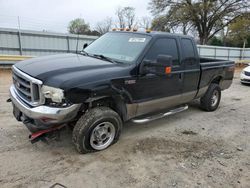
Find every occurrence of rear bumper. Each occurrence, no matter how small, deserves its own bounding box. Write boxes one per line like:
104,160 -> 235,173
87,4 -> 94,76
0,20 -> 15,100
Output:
10,85 -> 81,131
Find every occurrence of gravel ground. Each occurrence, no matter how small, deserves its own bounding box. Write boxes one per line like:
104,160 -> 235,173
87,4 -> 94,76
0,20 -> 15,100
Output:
0,68 -> 249,188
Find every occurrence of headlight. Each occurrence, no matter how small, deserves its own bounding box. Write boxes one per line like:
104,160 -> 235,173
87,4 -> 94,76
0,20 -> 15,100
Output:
241,70 -> 245,75
41,85 -> 64,103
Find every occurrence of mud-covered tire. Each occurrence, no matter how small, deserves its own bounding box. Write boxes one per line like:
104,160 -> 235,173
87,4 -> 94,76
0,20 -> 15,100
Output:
200,84 -> 221,112
72,107 -> 122,154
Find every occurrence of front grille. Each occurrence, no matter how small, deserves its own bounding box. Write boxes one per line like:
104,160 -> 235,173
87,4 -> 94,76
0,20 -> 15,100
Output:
245,71 -> 250,76
12,66 -> 44,106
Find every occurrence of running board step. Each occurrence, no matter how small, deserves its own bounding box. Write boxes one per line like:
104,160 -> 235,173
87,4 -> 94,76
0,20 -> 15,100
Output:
132,105 -> 188,124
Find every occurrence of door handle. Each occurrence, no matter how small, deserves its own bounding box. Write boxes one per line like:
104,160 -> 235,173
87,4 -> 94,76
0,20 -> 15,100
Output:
179,73 -> 183,81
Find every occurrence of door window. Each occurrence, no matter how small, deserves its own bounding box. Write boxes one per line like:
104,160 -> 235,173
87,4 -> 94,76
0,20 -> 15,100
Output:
144,38 -> 179,65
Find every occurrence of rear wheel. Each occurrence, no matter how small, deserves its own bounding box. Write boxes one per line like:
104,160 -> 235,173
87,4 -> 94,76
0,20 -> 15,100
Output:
72,107 -> 122,154
200,83 -> 221,111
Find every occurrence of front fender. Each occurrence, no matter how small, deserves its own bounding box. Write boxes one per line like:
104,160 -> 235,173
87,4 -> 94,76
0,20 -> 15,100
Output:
64,83 -> 133,104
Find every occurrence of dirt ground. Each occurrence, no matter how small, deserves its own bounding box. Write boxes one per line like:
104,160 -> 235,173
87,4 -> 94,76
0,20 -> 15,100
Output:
0,68 -> 249,188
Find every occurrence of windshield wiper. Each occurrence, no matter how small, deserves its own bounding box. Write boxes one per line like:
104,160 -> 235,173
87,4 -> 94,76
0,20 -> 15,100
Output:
78,50 -> 90,56
93,54 -> 117,64
79,52 -> 122,64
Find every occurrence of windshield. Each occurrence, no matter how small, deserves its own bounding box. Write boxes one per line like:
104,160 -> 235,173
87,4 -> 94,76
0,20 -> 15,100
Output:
84,32 -> 151,64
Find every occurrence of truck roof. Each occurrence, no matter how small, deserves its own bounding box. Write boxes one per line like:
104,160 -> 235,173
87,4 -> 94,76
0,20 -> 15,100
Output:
109,30 -> 194,39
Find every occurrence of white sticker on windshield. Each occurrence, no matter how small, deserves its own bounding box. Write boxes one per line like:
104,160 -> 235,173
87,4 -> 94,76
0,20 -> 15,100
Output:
128,38 -> 146,42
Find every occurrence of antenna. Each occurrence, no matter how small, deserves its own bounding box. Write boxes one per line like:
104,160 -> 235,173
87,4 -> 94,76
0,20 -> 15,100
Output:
75,33 -> 79,53
17,16 -> 23,55
17,16 -> 21,30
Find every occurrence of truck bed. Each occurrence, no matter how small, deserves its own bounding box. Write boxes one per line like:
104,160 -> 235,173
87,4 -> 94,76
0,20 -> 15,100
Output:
198,57 -> 235,95
200,57 -> 227,63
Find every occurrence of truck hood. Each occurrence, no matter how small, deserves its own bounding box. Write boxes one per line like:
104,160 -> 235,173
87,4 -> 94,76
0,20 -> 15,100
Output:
14,53 -> 130,89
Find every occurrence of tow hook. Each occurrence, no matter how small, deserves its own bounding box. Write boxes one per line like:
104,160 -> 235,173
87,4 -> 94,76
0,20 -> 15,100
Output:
29,125 -> 65,144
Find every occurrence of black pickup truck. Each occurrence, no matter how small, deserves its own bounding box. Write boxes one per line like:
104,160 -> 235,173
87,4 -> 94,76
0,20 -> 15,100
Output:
9,31 -> 234,153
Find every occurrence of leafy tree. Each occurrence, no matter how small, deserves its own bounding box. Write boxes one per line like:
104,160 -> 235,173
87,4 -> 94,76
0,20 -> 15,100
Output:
208,36 -> 223,46
149,0 -> 249,44
227,13 -> 250,47
151,15 -> 194,34
68,18 -> 90,35
151,16 -> 171,32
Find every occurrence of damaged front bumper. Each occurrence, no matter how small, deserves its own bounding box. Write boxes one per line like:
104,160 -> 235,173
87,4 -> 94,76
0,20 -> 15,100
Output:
9,85 -> 81,132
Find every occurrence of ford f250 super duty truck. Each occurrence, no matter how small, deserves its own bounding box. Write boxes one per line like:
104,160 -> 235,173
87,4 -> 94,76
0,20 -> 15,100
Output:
9,31 -> 235,153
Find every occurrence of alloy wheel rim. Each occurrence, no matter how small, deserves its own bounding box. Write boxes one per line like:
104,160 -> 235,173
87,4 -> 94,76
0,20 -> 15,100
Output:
89,122 -> 115,150
211,90 -> 219,107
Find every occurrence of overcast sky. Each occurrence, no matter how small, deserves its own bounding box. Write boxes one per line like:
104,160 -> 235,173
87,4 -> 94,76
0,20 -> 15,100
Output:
0,0 -> 151,33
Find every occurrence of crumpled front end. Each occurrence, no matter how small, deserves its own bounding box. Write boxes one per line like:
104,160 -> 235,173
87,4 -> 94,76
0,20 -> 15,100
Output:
10,84 -> 81,132
9,66 -> 81,133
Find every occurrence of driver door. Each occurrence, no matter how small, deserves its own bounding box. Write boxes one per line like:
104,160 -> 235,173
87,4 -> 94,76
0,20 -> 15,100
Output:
133,37 -> 184,116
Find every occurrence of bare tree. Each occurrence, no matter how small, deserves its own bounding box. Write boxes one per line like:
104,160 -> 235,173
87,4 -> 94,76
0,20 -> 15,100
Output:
115,6 -> 136,29
116,7 -> 125,28
139,16 -> 152,29
95,17 -> 113,35
123,7 -> 136,29
149,0 -> 249,44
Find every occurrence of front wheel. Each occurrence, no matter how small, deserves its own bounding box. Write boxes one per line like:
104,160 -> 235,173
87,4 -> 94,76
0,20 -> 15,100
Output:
200,83 -> 221,112
72,107 -> 122,154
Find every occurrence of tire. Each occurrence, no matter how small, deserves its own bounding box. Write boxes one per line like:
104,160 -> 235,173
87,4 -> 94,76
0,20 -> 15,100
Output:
72,107 -> 122,154
200,83 -> 221,112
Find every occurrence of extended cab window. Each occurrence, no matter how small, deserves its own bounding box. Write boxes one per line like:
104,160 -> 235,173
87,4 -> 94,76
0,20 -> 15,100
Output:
144,38 -> 179,65
181,38 -> 197,65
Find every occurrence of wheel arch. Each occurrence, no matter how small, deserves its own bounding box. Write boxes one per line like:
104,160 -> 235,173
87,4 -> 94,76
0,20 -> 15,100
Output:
210,75 -> 223,85
87,95 -> 127,122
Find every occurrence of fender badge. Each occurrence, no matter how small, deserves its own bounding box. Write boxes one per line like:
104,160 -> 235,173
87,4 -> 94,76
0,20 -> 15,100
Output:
125,80 -> 136,85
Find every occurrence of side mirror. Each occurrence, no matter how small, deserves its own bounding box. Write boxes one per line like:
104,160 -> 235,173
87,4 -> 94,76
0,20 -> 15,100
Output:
140,55 -> 173,75
156,55 -> 172,67
83,43 -> 88,49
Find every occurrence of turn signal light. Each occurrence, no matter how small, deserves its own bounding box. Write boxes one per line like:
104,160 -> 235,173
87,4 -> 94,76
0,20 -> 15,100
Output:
165,67 -> 172,74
